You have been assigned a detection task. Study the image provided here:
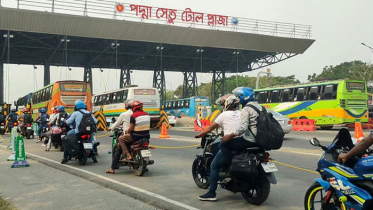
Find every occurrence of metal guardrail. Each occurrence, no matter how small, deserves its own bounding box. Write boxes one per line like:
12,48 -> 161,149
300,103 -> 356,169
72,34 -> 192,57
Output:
1,0 -> 312,39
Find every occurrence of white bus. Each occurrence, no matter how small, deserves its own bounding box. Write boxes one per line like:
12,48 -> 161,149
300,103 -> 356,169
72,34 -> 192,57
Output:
92,85 -> 161,127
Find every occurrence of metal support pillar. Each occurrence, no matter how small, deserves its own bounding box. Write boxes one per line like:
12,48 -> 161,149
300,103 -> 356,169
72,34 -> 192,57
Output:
120,68 -> 131,88
212,71 -> 226,103
83,66 -> 93,94
44,61 -> 50,86
153,68 -> 165,102
183,71 -> 197,98
0,60 -> 3,104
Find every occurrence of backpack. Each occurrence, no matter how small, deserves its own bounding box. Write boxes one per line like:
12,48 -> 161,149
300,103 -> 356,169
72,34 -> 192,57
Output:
78,111 -> 96,134
41,113 -> 49,124
58,113 -> 68,126
24,113 -> 32,124
10,113 -> 18,122
247,104 -> 284,150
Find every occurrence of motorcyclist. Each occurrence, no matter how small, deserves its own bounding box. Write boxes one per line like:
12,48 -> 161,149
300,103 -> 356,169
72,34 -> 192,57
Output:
221,87 -> 261,167
106,101 -> 134,174
338,134 -> 373,162
19,108 -> 33,135
105,100 -> 150,173
61,101 -> 97,164
49,106 -> 59,127
195,95 -> 241,201
46,106 -> 69,151
0,110 -> 6,127
7,109 -> 18,132
35,108 -> 50,143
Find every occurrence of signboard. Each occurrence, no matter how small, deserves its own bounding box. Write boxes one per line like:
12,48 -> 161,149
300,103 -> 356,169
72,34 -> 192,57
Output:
347,82 -> 365,91
60,84 -> 87,92
134,89 -> 156,95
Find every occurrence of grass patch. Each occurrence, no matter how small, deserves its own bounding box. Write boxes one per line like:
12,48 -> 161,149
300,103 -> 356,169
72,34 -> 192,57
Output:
0,196 -> 16,210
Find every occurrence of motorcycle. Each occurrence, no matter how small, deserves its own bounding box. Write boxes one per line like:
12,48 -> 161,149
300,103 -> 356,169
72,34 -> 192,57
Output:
20,122 -> 34,139
305,131 -> 373,210
63,133 -> 100,165
0,122 -> 6,135
111,128 -> 154,176
192,130 -> 278,205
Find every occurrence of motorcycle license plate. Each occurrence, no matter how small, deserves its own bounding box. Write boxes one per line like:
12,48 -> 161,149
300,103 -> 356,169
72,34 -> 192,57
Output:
140,150 -> 151,157
27,127 -> 32,130
0,126 -> 4,128
83,143 -> 93,149
261,162 -> 278,173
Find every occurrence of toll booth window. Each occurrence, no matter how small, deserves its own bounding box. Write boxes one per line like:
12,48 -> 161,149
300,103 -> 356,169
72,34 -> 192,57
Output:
296,88 -> 304,101
282,89 -> 289,102
270,91 -> 279,103
309,87 -> 318,100
324,85 -> 333,100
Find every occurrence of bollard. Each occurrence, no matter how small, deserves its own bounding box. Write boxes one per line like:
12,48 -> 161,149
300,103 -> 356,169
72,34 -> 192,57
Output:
7,127 -> 17,161
11,134 -> 30,168
32,123 -> 39,138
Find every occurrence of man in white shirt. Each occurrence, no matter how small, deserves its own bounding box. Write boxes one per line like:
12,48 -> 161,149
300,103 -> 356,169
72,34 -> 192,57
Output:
106,101 -> 133,174
195,95 -> 241,201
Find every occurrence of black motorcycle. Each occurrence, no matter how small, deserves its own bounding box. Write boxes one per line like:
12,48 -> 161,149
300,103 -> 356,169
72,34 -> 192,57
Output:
192,132 -> 278,205
20,122 -> 35,139
0,122 -> 6,135
111,128 -> 154,176
50,126 -> 68,151
63,133 -> 99,165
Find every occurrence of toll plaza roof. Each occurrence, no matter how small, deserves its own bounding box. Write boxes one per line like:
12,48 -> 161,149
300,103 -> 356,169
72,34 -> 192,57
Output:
0,2 -> 315,72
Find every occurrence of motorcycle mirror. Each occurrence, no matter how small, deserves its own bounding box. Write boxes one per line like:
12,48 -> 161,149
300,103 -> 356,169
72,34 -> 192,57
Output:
351,137 -> 358,145
309,137 -> 321,147
196,119 -> 202,128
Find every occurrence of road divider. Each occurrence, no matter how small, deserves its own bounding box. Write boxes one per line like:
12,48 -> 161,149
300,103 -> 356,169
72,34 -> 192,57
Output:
94,111 -> 107,131
7,128 -> 17,161
11,134 -> 29,168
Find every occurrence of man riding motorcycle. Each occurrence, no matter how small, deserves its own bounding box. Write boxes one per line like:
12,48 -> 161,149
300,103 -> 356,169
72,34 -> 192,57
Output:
18,108 -> 33,136
46,106 -> 69,151
7,109 -> 18,132
106,101 -> 134,174
221,87 -> 262,168
61,101 -> 97,164
195,95 -> 241,201
36,108 -> 50,143
0,110 -> 6,133
106,100 -> 150,174
338,133 -> 373,162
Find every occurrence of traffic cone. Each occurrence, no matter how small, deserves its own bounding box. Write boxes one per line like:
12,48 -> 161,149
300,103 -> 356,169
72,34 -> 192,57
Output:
11,134 -> 29,168
354,122 -> 365,142
159,122 -> 170,139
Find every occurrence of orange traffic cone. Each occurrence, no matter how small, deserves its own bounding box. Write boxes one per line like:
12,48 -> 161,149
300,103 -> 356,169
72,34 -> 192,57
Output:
159,122 -> 170,139
354,122 -> 365,142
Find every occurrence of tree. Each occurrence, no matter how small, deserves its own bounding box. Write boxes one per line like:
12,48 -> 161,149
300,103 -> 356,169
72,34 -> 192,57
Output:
165,90 -> 175,101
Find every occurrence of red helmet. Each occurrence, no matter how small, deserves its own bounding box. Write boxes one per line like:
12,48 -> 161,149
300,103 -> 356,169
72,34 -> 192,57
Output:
23,108 -> 29,113
131,100 -> 143,112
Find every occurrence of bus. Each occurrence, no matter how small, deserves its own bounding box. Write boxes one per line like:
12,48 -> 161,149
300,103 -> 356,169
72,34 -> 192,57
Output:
163,96 -> 210,118
15,93 -> 32,112
255,79 -> 369,129
92,85 -> 161,126
28,81 -> 92,119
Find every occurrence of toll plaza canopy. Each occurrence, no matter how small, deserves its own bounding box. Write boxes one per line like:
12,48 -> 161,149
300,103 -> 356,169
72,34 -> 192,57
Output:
0,0 -> 315,102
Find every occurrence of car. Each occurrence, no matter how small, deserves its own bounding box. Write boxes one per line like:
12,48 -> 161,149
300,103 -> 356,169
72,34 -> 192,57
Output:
168,113 -> 177,127
267,109 -> 292,134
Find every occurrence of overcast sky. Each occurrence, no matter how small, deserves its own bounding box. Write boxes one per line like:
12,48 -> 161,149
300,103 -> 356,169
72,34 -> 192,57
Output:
1,0 -> 373,103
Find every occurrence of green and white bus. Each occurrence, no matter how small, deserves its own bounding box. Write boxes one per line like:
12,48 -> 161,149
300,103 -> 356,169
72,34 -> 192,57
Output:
255,79 -> 368,129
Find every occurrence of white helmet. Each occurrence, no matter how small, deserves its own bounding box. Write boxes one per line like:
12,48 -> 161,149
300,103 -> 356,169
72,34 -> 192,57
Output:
223,95 -> 240,111
215,94 -> 233,106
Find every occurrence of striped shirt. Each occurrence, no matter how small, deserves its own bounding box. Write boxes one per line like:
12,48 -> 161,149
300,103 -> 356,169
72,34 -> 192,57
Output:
130,110 -> 150,141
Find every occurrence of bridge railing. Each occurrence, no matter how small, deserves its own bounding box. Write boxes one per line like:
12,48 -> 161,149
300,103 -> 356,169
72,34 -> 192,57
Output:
2,0 -> 312,39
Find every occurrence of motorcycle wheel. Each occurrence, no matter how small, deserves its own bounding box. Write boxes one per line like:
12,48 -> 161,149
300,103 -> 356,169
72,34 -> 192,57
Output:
79,153 -> 88,165
134,154 -> 147,176
26,133 -> 31,139
192,158 -> 210,189
241,175 -> 270,205
304,182 -> 345,210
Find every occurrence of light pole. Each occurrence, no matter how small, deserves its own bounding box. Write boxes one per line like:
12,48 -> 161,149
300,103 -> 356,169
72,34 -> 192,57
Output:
361,43 -> 373,63
233,51 -> 240,87
256,69 -> 271,89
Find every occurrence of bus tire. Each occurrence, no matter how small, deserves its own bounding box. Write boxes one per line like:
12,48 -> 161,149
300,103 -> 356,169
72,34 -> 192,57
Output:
320,126 -> 333,130
299,116 -> 308,119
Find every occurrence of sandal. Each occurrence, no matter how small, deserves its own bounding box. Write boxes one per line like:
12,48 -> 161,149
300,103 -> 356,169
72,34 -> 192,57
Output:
106,169 -> 115,174
45,148 -> 50,151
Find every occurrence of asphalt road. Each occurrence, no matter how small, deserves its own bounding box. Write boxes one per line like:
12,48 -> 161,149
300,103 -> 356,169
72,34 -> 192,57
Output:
0,128 -> 361,210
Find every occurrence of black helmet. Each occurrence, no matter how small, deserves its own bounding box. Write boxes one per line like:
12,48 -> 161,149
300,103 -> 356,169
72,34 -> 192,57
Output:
11,109 -> 16,112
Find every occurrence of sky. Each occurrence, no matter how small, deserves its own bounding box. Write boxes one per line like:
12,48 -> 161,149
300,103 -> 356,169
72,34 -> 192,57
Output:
1,0 -> 373,103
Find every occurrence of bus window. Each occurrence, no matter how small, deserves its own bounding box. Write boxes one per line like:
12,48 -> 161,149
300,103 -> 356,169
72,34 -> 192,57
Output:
271,91 -> 279,103
258,92 -> 267,103
122,90 -> 128,101
324,85 -> 333,100
282,89 -> 289,102
172,102 -> 176,108
332,85 -> 338,99
112,92 -> 117,103
309,87 -> 318,100
185,100 -> 190,108
296,88 -> 304,101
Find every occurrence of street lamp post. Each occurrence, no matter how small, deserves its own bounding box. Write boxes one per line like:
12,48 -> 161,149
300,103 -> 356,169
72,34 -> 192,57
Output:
361,43 -> 373,63
256,70 -> 271,89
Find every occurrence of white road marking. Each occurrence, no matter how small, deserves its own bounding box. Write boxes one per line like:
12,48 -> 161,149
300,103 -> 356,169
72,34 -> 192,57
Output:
0,145 -> 200,210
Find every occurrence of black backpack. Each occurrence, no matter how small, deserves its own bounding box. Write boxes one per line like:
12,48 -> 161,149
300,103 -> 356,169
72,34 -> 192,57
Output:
78,111 -> 96,134
247,104 -> 284,150
58,113 -> 68,126
10,113 -> 18,122
24,113 -> 32,124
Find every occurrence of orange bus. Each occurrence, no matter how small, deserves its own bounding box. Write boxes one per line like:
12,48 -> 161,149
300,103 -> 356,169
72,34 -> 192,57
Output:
29,81 -> 92,118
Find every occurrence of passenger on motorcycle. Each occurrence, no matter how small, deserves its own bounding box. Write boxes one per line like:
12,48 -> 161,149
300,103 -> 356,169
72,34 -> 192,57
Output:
18,108 -> 33,134
195,95 -> 241,201
221,87 -> 262,167
35,108 -> 50,143
338,132 -> 373,162
109,100 -> 150,171
61,101 -> 97,164
106,101 -> 134,174
46,106 -> 70,151
7,109 -> 18,132
49,106 -> 59,127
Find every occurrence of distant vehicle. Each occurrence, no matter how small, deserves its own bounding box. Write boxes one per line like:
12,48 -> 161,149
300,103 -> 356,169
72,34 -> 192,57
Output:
92,85 -> 160,127
167,113 -> 177,126
163,96 -> 210,118
255,79 -> 368,129
17,81 -> 92,119
267,109 -> 292,134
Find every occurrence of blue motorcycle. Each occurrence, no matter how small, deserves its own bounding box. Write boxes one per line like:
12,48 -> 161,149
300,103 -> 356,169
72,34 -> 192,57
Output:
305,129 -> 373,210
